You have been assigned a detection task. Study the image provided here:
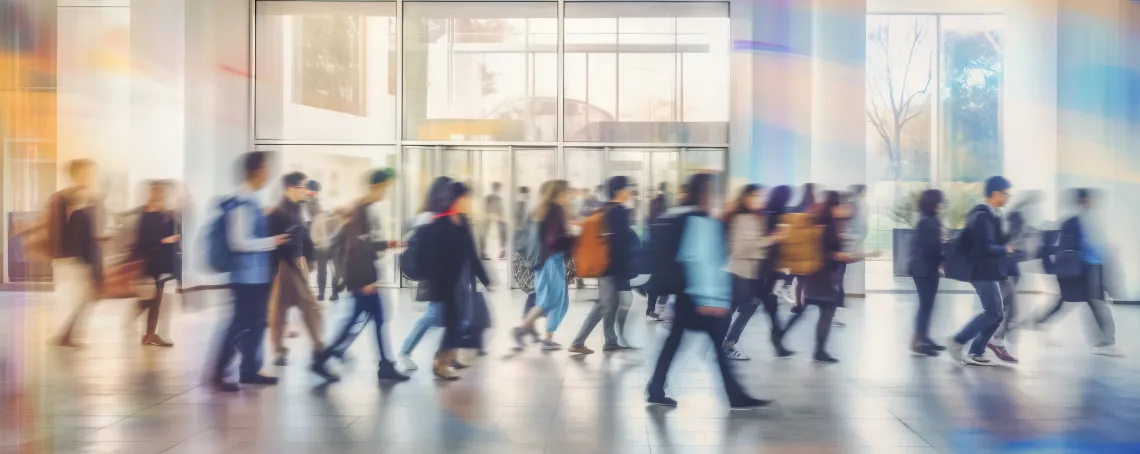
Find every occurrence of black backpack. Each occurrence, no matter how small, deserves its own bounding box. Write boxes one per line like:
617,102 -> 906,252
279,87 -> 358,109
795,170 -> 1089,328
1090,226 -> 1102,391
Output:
400,224 -> 428,281
942,212 -> 980,282
643,209 -> 694,295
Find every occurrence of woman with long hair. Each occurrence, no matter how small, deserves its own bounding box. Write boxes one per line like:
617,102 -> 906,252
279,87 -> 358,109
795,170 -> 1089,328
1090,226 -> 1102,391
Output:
778,191 -> 865,363
396,176 -> 454,371
721,184 -> 789,360
132,180 -> 179,347
908,189 -> 946,356
513,180 -> 575,350
783,183 -> 819,310
420,182 -> 491,380
752,185 -> 795,357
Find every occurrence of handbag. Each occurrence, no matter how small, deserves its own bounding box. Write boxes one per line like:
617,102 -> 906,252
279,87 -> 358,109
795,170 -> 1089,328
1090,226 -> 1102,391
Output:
102,259 -> 144,299
1052,250 -> 1083,279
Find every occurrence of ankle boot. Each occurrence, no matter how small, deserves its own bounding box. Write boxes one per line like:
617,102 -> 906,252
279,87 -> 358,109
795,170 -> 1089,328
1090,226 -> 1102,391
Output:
433,351 -> 459,381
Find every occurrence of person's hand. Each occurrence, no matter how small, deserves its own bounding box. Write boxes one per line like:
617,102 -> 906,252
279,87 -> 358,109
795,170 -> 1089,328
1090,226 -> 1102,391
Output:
388,240 -> 403,248
696,306 -> 730,317
1006,244 -> 1015,254
771,224 -> 789,241
274,234 -> 291,246
361,283 -> 376,295
161,234 -> 180,244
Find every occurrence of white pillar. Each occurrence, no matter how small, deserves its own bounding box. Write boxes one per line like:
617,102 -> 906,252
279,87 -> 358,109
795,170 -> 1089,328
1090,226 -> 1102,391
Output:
130,0 -> 185,205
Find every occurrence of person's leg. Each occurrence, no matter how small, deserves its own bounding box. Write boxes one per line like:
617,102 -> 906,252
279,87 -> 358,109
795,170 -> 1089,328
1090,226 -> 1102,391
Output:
316,256 -> 328,300
647,315 -> 685,399
364,292 -> 392,364
992,278 -> 1017,342
56,260 -> 97,344
213,286 -> 246,381
479,220 -> 490,256
614,290 -> 632,343
814,302 -> 837,358
237,284 -> 271,379
599,277 -> 623,347
143,276 -> 168,337
296,283 -> 325,353
724,276 -> 758,349
325,296 -> 369,358
570,299 -> 606,348
1086,265 -> 1116,347
646,292 -> 659,316
523,292 -> 536,317
400,302 -> 440,356
497,220 -> 508,256
913,277 -> 936,344
267,274 -> 288,359
702,318 -> 751,403
961,281 -> 1003,357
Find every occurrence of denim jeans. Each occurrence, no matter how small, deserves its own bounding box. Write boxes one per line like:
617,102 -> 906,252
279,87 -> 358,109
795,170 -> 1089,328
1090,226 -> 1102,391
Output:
571,276 -> 630,347
399,302 -> 441,356
214,283 -> 271,380
326,291 -> 393,364
953,280 -> 1004,355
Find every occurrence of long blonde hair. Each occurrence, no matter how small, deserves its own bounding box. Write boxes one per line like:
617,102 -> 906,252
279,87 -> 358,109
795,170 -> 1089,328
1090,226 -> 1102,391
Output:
534,179 -> 569,222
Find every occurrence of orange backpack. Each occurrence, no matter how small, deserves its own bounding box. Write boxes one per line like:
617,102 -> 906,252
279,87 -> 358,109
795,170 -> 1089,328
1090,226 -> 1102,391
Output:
572,206 -> 613,278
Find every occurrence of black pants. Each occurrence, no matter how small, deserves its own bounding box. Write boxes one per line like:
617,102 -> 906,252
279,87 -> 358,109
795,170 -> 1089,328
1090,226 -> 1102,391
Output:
724,276 -> 782,346
646,293 -> 669,315
648,294 -> 749,403
782,298 -> 838,355
138,274 -> 176,334
326,291 -> 393,365
912,277 -> 940,342
214,283 -> 271,380
438,300 -> 464,355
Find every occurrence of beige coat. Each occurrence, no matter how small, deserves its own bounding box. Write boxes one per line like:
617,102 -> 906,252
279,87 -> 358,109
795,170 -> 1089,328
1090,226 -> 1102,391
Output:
727,213 -> 775,279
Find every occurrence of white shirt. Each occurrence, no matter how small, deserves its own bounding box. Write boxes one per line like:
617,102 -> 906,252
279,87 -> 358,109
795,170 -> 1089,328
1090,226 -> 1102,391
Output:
226,185 -> 277,253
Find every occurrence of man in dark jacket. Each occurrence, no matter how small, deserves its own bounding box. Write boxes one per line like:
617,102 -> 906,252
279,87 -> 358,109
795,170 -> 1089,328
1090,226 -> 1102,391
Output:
568,176 -> 638,353
315,168 -> 409,382
948,176 -> 1014,366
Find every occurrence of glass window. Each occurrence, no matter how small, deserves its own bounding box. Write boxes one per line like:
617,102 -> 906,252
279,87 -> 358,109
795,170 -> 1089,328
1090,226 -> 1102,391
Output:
255,2 -> 398,142
564,3 -> 729,144
403,2 -> 557,142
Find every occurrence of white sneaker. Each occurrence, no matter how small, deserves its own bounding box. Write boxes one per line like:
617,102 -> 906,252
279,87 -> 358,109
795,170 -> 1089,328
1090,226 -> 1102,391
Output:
963,354 -> 994,366
723,347 -> 751,361
1093,345 -> 1125,357
397,354 -> 418,371
947,336 -> 966,363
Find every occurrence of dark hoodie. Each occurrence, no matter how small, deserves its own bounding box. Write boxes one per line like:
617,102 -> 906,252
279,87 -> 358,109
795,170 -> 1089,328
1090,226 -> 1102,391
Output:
268,198 -> 315,274
965,204 -> 1008,281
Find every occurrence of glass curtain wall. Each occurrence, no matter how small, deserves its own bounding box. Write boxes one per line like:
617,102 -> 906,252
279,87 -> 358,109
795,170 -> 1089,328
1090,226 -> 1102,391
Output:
864,14 -> 1003,279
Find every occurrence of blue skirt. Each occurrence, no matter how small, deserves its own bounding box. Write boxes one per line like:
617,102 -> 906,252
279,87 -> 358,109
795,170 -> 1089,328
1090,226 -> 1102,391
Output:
535,253 -> 569,332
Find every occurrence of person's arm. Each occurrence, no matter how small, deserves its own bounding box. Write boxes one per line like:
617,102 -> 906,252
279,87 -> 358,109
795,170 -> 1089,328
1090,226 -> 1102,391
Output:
604,206 -> 631,276
226,202 -> 277,253
921,221 -> 944,265
972,213 -> 1007,257
677,216 -> 731,310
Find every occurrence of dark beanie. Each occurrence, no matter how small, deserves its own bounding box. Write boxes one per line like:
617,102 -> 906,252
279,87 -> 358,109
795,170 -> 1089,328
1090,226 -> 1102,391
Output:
984,176 -> 1011,197
607,176 -> 630,199
369,168 -> 395,185
306,180 -> 321,192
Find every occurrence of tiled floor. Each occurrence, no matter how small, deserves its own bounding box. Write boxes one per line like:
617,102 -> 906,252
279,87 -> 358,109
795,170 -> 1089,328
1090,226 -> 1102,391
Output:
2,281 -> 1139,454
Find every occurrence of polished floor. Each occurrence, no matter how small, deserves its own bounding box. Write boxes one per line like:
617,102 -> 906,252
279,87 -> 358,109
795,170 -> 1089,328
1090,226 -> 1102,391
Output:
2,279 -> 1139,454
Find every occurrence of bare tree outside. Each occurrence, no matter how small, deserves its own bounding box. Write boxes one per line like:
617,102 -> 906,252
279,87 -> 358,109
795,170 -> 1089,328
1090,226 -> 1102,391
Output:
866,17 -> 934,181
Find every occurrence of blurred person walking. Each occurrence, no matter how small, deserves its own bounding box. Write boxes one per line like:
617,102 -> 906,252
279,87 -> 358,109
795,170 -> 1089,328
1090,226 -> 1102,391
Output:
644,182 -> 672,321
946,176 -> 1014,366
753,185 -> 796,358
513,180 -> 576,350
779,191 -> 865,363
132,180 -> 180,347
908,189 -> 947,357
986,191 -> 1042,363
212,152 -> 291,392
310,202 -> 345,302
420,182 -> 492,380
645,173 -> 770,410
782,183 -> 818,309
1035,189 -> 1122,357
266,172 -> 337,381
568,176 -> 638,354
480,182 -> 507,260
397,176 -> 454,371
314,169 -> 409,382
832,184 -> 869,328
721,184 -> 790,360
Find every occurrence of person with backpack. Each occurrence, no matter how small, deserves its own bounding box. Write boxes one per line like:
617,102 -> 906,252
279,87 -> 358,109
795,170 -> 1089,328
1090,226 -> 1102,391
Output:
265,172 -> 335,381
1033,188 -> 1122,357
46,159 -> 108,347
211,152 -> 291,392
397,176 -> 454,371
313,168 -> 409,383
644,182 -> 672,321
778,191 -> 864,363
721,184 -> 790,360
946,176 -> 1015,367
985,190 -> 1042,363
780,183 -> 818,309
753,184 -> 795,357
908,189 -> 947,357
568,176 -> 638,354
131,180 -> 180,347
645,173 -> 769,410
512,180 -> 575,351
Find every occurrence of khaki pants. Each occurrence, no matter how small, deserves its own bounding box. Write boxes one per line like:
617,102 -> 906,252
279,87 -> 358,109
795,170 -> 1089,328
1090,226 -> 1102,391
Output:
268,259 -> 324,355
54,258 -> 97,339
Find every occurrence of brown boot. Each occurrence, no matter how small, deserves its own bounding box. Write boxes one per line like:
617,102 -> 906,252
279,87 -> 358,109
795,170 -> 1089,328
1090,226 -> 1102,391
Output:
433,350 -> 459,381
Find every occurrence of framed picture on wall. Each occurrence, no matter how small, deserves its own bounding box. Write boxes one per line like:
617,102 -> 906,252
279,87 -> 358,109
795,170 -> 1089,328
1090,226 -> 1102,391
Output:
292,14 -> 367,117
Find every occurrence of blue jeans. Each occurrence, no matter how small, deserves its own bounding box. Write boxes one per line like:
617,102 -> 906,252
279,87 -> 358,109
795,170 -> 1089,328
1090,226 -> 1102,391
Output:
954,281 -> 1005,356
214,283 -> 271,380
326,291 -> 393,364
399,302 -> 441,356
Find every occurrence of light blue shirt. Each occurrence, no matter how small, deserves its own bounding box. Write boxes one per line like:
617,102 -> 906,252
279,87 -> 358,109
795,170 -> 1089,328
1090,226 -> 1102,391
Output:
226,185 -> 274,284
676,215 -> 731,309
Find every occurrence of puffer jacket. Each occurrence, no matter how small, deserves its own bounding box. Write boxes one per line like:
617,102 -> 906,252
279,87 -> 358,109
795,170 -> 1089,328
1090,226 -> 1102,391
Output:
776,212 -> 824,276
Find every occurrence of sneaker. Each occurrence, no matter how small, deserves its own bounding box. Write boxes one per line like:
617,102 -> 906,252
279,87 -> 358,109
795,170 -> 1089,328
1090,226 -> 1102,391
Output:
911,344 -> 939,357
512,327 -> 527,349
212,379 -> 241,393
775,345 -> 795,358
603,344 -> 636,352
540,340 -> 563,351
647,313 -> 666,322
397,354 -> 418,371
239,374 -> 279,385
946,336 -> 966,363
1093,344 -> 1125,357
568,345 -> 594,355
647,395 -> 678,407
832,319 -> 846,328
730,397 -> 774,410
813,352 -> 839,364
377,362 -> 411,382
986,343 -> 1019,363
924,340 -> 948,352
723,347 -> 751,361
310,357 -> 340,382
963,354 -> 994,366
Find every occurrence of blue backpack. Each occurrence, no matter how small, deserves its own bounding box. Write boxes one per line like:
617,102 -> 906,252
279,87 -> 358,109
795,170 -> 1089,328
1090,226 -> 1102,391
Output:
206,197 -> 242,273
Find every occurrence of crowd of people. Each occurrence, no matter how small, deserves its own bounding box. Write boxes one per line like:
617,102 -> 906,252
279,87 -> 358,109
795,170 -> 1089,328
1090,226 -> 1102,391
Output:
29,154 -> 1125,406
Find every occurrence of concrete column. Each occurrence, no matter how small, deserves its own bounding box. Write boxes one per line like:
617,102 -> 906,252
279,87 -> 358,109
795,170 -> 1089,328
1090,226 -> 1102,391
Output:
130,0 -> 185,204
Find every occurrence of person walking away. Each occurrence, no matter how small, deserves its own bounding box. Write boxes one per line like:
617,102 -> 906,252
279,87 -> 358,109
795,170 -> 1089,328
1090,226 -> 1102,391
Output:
833,184 -> 868,328
779,191 -> 864,363
212,152 -> 291,392
265,172 -> 336,381
753,185 -> 795,357
45,160 -> 107,347
310,203 -> 343,301
946,176 -> 1014,366
132,180 -> 180,347
986,191 -> 1041,363
421,182 -> 492,380
644,183 -> 673,322
569,176 -> 638,354
721,184 -> 791,360
314,168 -> 409,382
782,183 -> 818,308
908,189 -> 946,356
645,173 -> 770,410
1034,188 -> 1122,357
513,180 -> 575,350
514,186 -> 530,237
481,182 -> 507,260
397,176 -> 455,371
